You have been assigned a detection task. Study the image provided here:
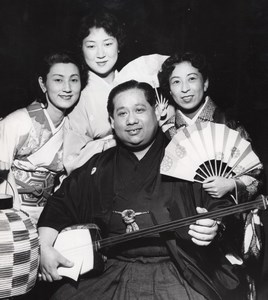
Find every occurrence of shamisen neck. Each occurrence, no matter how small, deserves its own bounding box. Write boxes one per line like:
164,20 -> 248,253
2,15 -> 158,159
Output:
96,195 -> 267,250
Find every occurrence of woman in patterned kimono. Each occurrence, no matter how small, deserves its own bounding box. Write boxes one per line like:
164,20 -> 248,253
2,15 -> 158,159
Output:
158,51 -> 263,203
0,51 -> 84,223
158,52 -> 264,298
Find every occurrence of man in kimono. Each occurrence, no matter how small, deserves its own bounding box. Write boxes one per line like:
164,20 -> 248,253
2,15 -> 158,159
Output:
38,80 -> 246,300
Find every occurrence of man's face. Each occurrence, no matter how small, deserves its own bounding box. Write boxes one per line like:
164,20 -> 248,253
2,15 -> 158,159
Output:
110,88 -> 159,150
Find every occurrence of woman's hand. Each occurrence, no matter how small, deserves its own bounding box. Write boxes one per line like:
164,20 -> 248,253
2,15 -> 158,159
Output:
188,207 -> 218,246
39,244 -> 74,282
202,176 -> 235,198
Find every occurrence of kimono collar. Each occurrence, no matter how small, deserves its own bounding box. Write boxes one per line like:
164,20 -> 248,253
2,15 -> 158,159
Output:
164,97 -> 217,139
27,101 -> 65,134
114,129 -> 167,199
88,70 -> 119,88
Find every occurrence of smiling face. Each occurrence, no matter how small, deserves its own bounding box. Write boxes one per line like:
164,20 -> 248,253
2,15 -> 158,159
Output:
39,62 -> 81,112
110,88 -> 159,150
169,61 -> 209,117
82,27 -> 119,83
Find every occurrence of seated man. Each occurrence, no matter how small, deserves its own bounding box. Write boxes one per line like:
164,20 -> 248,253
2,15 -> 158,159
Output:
38,80 -> 246,300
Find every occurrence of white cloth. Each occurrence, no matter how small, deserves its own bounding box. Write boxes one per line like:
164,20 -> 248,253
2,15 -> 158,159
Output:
0,102 -> 65,219
63,71 -> 118,174
0,108 -> 32,209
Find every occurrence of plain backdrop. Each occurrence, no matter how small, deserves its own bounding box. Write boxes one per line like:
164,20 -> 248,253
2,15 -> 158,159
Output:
1,0 -> 267,179
1,1 -> 268,297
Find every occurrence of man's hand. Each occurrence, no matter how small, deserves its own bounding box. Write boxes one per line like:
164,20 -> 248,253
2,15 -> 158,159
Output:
188,207 -> 218,246
202,176 -> 235,198
39,244 -> 74,282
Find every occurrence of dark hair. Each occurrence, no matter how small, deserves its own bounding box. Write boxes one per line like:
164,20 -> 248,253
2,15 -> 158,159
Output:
77,8 -> 126,71
37,51 -> 87,105
158,51 -> 210,97
107,80 -> 156,117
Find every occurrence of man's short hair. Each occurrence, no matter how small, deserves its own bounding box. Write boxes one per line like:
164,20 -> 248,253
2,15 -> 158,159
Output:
107,80 -> 156,117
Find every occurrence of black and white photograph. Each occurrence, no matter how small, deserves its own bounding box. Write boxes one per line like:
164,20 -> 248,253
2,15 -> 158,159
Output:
0,1 -> 268,299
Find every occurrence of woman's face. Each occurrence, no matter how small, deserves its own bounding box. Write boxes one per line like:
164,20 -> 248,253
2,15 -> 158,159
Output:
169,61 -> 209,114
39,62 -> 81,111
82,27 -> 119,82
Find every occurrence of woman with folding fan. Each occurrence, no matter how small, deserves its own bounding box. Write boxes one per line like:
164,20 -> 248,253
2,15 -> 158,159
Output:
158,51 -> 263,203
158,53 -> 264,298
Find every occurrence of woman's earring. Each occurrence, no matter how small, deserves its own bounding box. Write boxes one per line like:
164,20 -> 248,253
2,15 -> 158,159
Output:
38,77 -> 47,93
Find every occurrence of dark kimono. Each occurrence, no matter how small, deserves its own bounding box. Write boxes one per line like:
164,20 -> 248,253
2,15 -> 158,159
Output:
38,130 -> 244,300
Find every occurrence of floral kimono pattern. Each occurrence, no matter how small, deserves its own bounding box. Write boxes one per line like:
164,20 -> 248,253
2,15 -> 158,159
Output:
0,101 -> 65,222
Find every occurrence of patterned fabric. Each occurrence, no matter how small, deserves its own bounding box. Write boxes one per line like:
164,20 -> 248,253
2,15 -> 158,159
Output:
165,97 -> 217,138
0,101 -> 65,219
12,168 -> 56,207
0,209 -> 39,298
17,101 -> 64,172
243,211 -> 262,259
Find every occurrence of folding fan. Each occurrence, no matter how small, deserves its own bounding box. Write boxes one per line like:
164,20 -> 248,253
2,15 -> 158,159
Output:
116,54 -> 169,87
160,121 -> 261,183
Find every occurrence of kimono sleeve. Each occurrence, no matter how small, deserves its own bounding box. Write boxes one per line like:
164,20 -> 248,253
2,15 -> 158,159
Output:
230,122 -> 263,203
63,95 -> 94,173
0,108 -> 31,168
63,93 -> 116,175
0,109 -> 31,207
197,183 -> 235,212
